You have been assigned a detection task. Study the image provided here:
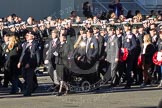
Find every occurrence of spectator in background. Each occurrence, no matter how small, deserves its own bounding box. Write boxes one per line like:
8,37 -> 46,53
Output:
157,11 -> 162,21
69,11 -> 77,22
118,15 -> 125,22
109,0 -> 123,18
150,10 -> 156,17
158,10 -> 161,15
110,12 -> 117,19
6,15 -> 15,26
133,16 -> 139,23
126,10 -> 134,19
135,10 -> 140,16
83,1 -> 93,18
136,13 -> 143,22
75,16 -> 82,24
26,16 -> 35,26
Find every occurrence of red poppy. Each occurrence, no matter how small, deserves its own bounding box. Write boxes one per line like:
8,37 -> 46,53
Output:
153,52 -> 162,66
119,48 -> 129,62
137,55 -> 144,68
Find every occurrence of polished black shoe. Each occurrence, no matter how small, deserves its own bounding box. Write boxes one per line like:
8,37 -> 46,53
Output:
140,83 -> 146,88
23,93 -> 31,97
10,88 -> 21,94
10,91 -> 17,94
123,85 -> 131,89
32,84 -> 38,93
2,84 -> 8,88
55,92 -> 62,96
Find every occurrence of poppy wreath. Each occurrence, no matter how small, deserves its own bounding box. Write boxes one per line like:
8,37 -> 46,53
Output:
119,48 -> 129,62
152,51 -> 162,66
137,55 -> 144,68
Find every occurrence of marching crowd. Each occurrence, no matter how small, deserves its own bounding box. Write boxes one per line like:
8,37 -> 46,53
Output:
0,8 -> 162,96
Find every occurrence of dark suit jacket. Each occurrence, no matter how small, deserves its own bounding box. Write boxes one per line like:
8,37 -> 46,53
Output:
86,36 -> 99,60
96,35 -> 104,58
5,44 -> 21,75
123,33 -> 137,54
137,33 -> 144,45
19,40 -> 40,68
46,38 -> 60,67
141,43 -> 155,65
0,44 -> 3,67
55,42 -> 70,67
157,38 -> 162,51
117,34 -> 123,48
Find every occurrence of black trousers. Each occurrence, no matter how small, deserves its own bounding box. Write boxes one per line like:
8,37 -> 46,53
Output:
22,68 -> 37,95
125,54 -> 135,86
9,73 -> 22,93
3,70 -> 10,86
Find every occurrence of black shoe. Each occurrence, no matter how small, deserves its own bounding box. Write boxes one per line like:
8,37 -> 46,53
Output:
140,83 -> 146,88
134,82 -> 140,85
107,85 -> 113,89
10,91 -> 17,94
2,84 -> 8,88
23,93 -> 31,97
32,84 -> 38,93
10,88 -> 21,94
123,85 -> 131,89
55,92 -> 62,96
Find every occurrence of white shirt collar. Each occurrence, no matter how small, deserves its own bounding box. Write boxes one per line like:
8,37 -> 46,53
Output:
53,38 -> 58,42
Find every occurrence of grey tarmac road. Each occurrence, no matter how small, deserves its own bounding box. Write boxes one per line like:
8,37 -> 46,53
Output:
0,76 -> 162,108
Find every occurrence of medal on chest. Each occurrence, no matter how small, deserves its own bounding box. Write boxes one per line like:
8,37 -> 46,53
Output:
160,42 -> 162,45
111,42 -> 114,46
127,39 -> 130,42
90,43 -> 94,48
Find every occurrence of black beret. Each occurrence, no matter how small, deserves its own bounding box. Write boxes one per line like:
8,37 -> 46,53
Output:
87,28 -> 93,33
109,25 -> 115,31
26,28 -> 35,35
115,26 -> 122,30
132,25 -> 139,29
124,23 -> 131,27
